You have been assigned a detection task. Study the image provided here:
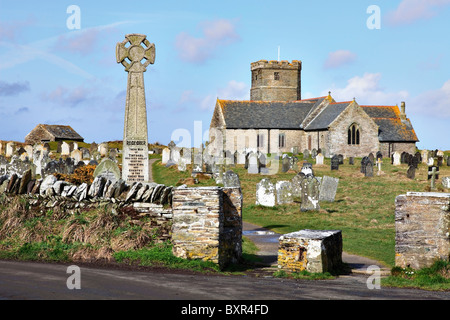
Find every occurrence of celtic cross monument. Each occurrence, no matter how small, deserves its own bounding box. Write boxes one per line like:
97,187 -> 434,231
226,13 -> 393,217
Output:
116,34 -> 155,184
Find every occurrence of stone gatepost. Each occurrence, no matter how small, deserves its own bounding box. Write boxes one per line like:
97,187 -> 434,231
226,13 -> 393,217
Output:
171,186 -> 242,269
395,192 -> 450,269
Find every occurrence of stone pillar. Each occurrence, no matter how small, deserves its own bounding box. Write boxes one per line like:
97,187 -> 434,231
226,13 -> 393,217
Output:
171,186 -> 242,269
395,192 -> 450,269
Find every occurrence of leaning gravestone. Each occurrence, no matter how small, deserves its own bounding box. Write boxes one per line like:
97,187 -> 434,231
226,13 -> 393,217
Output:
93,158 -> 121,183
406,165 -> 415,180
256,178 -> 275,207
116,33 -> 155,184
319,176 -> 339,202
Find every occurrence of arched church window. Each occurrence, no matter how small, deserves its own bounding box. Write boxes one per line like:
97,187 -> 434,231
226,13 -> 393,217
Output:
348,124 -> 360,145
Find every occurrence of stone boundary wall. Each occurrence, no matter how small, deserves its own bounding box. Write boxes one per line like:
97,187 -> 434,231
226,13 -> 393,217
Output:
0,171 -> 243,269
395,192 -> 450,269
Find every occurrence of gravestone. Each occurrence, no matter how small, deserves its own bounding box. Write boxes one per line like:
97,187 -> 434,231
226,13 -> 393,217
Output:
319,176 -> 339,202
364,159 -> 373,177
276,181 -> 293,204
300,162 -> 313,176
406,165 -> 415,180
437,156 -> 443,167
117,33 -> 155,184
303,149 -> 309,159
338,154 -> 344,165
441,176 -> 450,188
368,152 -> 374,164
161,148 -> 170,165
428,157 -> 435,166
376,151 -> 382,161
315,153 -> 324,165
223,170 -> 240,188
311,149 -> 317,159
330,155 -> 339,170
300,176 -> 320,211
256,178 -> 275,207
281,155 -> 290,173
349,157 -> 354,165
290,173 -> 303,200
247,153 -> 259,174
421,150 -> 428,164
447,157 -> 450,166
392,152 -> 401,166
93,158 -> 121,183
428,166 -> 439,189
61,142 -> 70,156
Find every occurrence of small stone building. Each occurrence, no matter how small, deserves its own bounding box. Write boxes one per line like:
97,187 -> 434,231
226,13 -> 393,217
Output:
209,59 -> 418,158
25,124 -> 84,145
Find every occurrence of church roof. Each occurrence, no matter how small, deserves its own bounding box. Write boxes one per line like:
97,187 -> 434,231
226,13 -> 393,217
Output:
218,100 -> 316,129
303,102 -> 351,130
360,105 -> 419,142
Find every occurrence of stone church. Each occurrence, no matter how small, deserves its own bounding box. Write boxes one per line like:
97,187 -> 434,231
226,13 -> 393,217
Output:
209,59 -> 418,158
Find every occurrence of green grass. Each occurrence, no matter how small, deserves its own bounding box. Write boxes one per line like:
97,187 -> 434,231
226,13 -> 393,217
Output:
382,260 -> 450,291
151,155 -> 449,268
273,269 -> 335,280
113,241 -> 220,272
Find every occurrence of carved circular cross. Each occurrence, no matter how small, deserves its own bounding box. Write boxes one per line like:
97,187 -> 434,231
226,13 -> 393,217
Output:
116,34 -> 155,72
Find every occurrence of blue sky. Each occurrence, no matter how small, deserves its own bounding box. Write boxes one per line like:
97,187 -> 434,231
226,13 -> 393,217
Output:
0,0 -> 449,150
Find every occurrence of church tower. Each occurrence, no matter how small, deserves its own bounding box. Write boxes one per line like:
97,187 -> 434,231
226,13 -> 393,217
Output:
250,60 -> 302,101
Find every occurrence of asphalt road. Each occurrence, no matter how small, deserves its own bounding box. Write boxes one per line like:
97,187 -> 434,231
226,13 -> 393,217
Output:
0,260 -> 448,302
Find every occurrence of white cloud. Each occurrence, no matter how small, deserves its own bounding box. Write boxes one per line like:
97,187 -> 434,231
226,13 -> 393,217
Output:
323,73 -> 409,105
409,79 -> 450,117
175,19 -> 240,64
386,0 -> 450,26
323,50 -> 357,69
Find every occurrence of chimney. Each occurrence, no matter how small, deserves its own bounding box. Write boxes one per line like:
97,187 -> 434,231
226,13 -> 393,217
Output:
400,101 -> 406,120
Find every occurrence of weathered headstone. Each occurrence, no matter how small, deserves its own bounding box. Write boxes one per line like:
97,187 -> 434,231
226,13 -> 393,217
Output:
116,33 -> 155,184
421,150 -> 428,164
300,176 -> 320,211
247,153 -> 259,174
319,176 -> 339,202
61,141 -> 70,156
223,170 -> 240,188
330,155 -> 339,170
281,155 -> 290,173
303,149 -> 309,159
276,181 -> 293,204
256,178 -> 275,207
364,159 -> 373,177
406,165 -> 415,180
93,158 -> 121,183
349,157 -> 354,165
441,176 -> 450,188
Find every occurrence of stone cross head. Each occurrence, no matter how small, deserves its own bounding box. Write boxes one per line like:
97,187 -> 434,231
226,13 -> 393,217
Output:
116,34 -> 155,72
